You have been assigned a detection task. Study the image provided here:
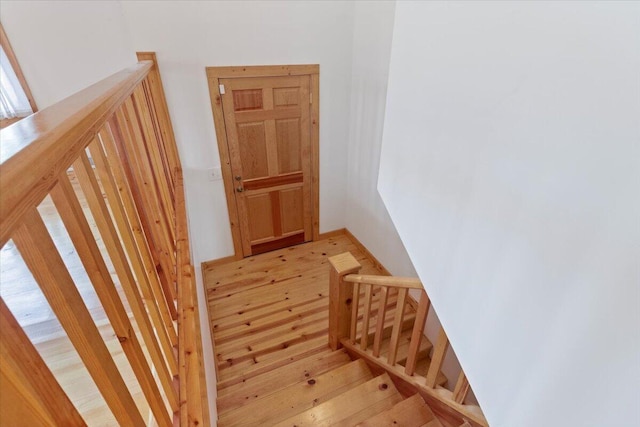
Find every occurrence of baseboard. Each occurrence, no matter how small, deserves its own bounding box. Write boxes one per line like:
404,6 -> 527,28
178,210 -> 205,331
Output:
317,228 -> 347,240
342,228 -> 392,276
201,255 -> 238,271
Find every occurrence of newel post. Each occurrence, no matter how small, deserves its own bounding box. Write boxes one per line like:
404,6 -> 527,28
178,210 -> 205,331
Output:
328,252 -> 361,350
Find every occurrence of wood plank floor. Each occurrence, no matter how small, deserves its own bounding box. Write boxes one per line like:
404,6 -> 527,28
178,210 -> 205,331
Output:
203,234 -> 390,398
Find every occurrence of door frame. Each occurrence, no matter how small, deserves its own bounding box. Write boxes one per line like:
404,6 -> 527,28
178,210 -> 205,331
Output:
206,64 -> 320,259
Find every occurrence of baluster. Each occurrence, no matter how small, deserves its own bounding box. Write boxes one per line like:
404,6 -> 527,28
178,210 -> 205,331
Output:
50,173 -> 172,426
117,100 -> 177,287
72,151 -> 179,410
91,133 -> 177,348
453,371 -> 471,403
0,298 -> 86,426
12,209 -> 145,426
109,116 -> 178,319
426,326 -> 450,388
360,283 -> 374,350
132,86 -> 176,229
387,287 -> 408,365
405,291 -> 431,375
97,127 -> 178,343
372,286 -> 389,357
136,52 -> 182,181
350,282 -> 360,344
328,252 -> 362,350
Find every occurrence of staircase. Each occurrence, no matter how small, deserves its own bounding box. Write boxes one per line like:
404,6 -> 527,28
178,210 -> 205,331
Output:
205,234 -> 487,427
218,354 -> 443,427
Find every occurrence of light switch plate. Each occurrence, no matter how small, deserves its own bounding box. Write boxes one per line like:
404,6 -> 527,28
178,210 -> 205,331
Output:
208,167 -> 222,181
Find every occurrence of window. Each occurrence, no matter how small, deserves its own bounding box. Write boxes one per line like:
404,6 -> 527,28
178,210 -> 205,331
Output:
0,23 -> 36,127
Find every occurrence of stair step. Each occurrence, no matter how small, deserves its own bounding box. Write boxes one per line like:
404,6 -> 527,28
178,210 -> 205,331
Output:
216,348 -> 352,414
272,372 -> 402,427
217,359 -> 373,426
356,393 -> 443,427
216,334 -> 328,390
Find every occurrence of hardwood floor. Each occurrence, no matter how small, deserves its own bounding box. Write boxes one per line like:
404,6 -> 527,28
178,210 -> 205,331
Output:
204,234 -> 447,426
204,234 -> 385,390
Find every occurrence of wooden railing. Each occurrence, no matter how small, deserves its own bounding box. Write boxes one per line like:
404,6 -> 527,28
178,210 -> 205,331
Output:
0,53 -> 208,426
329,252 -> 487,427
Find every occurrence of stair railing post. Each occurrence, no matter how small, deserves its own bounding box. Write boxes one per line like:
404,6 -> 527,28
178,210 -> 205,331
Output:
328,252 -> 362,350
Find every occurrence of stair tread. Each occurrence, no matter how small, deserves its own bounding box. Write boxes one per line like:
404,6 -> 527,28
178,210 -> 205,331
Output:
216,348 -> 352,414
272,372 -> 402,427
356,393 -> 442,427
216,334 -> 328,389
218,359 -> 373,426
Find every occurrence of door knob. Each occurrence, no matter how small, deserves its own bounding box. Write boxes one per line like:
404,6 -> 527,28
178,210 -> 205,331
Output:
235,176 -> 242,181
236,186 -> 244,193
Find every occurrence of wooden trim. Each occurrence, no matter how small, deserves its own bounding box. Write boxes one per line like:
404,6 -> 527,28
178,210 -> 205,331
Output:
202,255 -> 238,269
0,61 -> 152,248
175,169 -> 211,427
251,232 -> 305,255
318,228 -> 347,240
243,172 -> 303,190
207,71 -> 244,259
0,23 -> 37,112
311,73 -> 320,240
206,64 -> 320,258
206,64 -> 319,79
344,229 -> 392,276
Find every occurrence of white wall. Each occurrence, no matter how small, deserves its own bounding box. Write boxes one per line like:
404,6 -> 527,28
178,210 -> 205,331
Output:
120,0 -> 355,265
345,2 -> 472,397
345,1 -> 416,277
0,1 -> 136,109
379,2 -> 640,426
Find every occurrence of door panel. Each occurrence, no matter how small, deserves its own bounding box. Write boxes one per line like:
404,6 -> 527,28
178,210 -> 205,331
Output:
237,122 -> 268,179
245,193 -> 274,241
220,75 -> 312,256
276,118 -> 302,174
280,188 -> 304,235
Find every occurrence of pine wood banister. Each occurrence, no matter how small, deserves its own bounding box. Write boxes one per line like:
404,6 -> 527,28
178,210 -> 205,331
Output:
329,252 -> 488,427
0,55 -> 209,426
0,62 -> 152,247
344,274 -> 424,289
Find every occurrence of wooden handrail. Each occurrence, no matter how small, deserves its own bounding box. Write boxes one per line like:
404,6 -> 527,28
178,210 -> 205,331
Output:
0,55 -> 208,426
0,61 -> 152,247
344,274 -> 424,289
329,252 -> 488,427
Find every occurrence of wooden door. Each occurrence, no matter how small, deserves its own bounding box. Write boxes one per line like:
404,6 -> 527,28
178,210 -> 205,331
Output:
220,75 -> 313,256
